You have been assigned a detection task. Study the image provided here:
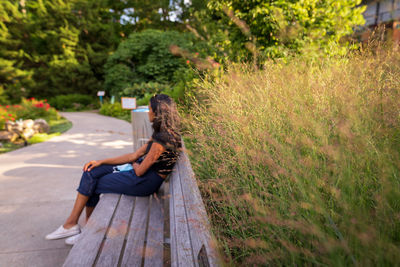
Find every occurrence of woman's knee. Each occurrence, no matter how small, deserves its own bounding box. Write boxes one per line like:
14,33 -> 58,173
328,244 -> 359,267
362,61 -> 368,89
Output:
84,164 -> 114,179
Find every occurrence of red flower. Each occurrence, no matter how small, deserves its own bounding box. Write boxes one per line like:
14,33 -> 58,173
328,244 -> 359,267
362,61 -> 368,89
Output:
10,117 -> 15,121
186,60 -> 190,64
30,97 -> 35,100
44,99 -> 47,102
8,114 -> 12,117
6,105 -> 9,108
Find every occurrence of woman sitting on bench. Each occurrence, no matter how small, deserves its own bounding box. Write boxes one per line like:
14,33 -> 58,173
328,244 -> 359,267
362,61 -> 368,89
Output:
45,94 -> 182,245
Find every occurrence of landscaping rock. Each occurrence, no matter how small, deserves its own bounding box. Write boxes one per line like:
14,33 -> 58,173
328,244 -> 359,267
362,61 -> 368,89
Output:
5,121 -> 23,134
33,119 -> 50,133
3,119 -> 50,142
0,131 -> 18,142
23,119 -> 34,130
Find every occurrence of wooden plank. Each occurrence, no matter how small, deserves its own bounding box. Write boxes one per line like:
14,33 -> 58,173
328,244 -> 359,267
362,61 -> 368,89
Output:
120,196 -> 150,266
169,171 -> 178,267
95,195 -> 135,267
178,152 -> 222,266
143,189 -> 165,267
170,161 -> 196,267
63,194 -> 120,267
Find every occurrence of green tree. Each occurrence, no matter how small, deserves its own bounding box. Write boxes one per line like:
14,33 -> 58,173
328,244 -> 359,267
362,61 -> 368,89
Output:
0,1 -> 31,103
0,0 -> 124,102
22,0 -> 121,98
104,29 -> 206,96
192,0 -> 366,62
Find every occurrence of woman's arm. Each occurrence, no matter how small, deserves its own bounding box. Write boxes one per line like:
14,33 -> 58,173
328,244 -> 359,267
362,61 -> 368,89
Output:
133,142 -> 165,176
83,142 -> 149,171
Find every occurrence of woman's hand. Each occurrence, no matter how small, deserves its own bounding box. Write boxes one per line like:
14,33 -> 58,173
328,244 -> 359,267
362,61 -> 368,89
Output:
83,160 -> 102,172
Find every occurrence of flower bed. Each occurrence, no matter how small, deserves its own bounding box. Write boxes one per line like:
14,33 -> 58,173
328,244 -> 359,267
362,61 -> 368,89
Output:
0,98 -> 59,130
0,98 -> 71,153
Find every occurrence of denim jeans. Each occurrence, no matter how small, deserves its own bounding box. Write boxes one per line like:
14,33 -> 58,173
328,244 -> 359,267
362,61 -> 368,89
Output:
76,159 -> 165,207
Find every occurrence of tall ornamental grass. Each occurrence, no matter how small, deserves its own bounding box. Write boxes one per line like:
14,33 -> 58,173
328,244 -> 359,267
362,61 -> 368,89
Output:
186,49 -> 400,266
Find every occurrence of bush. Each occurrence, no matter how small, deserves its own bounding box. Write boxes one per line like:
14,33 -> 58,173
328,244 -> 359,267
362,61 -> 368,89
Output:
187,49 -> 400,265
48,94 -> 99,111
99,102 -> 130,122
120,82 -> 171,99
104,29 -> 208,96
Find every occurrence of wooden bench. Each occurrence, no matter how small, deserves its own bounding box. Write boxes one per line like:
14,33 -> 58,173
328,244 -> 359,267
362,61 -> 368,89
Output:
62,109 -> 221,267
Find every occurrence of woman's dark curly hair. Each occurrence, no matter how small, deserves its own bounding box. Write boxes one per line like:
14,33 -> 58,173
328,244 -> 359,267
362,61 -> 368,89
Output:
150,94 -> 182,150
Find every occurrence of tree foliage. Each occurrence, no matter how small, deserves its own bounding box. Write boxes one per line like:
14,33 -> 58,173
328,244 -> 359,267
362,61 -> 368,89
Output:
104,29 -> 206,96
190,0 -> 366,62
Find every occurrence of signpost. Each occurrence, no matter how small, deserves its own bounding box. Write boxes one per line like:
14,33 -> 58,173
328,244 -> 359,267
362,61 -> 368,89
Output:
97,91 -> 105,104
121,97 -> 137,110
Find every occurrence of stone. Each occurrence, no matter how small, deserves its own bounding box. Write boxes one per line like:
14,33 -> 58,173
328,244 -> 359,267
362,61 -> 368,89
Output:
22,128 -> 36,140
23,119 -> 34,129
5,121 -> 23,134
0,130 -> 18,142
33,119 -> 50,133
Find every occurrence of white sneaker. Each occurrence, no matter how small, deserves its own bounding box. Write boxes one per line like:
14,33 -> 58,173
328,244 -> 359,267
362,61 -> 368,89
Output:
45,225 -> 80,240
65,233 -> 81,245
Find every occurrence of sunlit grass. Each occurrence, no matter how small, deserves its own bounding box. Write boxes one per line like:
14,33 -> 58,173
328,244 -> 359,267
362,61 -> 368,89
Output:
28,132 -> 61,144
186,47 -> 400,266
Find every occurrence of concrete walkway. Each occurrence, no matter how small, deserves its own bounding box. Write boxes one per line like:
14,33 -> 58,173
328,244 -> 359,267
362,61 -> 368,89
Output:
0,112 -> 133,267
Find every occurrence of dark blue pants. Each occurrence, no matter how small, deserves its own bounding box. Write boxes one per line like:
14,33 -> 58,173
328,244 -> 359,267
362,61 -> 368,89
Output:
76,162 -> 165,207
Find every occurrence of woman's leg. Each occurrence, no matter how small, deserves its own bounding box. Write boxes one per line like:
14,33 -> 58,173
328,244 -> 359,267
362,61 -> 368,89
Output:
63,164 -> 115,228
63,192 -> 89,228
85,206 -> 95,222
94,169 -> 165,197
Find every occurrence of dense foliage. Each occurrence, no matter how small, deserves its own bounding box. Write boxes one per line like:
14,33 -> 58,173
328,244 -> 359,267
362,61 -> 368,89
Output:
104,29 -> 209,96
0,0 -> 206,103
189,0 -> 366,63
48,94 -> 99,111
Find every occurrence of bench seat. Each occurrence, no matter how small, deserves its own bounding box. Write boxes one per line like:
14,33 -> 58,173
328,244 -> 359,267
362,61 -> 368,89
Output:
63,109 -> 221,267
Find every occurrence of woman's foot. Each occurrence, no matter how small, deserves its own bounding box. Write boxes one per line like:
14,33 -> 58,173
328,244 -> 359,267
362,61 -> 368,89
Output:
45,224 -> 80,240
65,233 -> 81,245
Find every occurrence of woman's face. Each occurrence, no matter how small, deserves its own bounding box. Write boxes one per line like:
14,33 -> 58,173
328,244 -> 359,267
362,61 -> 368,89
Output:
148,104 -> 155,122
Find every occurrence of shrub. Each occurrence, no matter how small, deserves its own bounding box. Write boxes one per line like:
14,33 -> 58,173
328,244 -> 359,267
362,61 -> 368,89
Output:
187,49 -> 400,265
104,29 -> 208,96
120,82 -> 171,99
48,94 -> 99,111
99,102 -> 130,122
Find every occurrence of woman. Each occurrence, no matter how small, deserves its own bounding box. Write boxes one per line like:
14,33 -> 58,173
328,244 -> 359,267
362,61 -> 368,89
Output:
45,94 -> 181,245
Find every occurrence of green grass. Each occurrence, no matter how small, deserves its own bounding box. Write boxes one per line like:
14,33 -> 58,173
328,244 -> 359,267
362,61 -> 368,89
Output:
186,48 -> 400,266
0,142 -> 24,153
28,132 -> 61,144
0,116 -> 72,153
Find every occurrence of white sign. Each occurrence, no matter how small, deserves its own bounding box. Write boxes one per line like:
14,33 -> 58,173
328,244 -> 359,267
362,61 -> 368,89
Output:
97,91 -> 105,96
121,97 -> 136,109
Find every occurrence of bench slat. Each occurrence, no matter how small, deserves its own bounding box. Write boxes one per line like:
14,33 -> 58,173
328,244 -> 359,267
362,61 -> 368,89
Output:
169,174 -> 178,267
170,166 -> 196,267
143,188 -> 165,267
178,152 -> 221,267
121,196 -> 150,266
63,194 -> 120,267
95,195 -> 135,267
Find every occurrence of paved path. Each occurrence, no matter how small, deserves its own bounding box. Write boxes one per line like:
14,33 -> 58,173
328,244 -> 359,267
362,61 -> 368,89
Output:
0,112 -> 133,267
